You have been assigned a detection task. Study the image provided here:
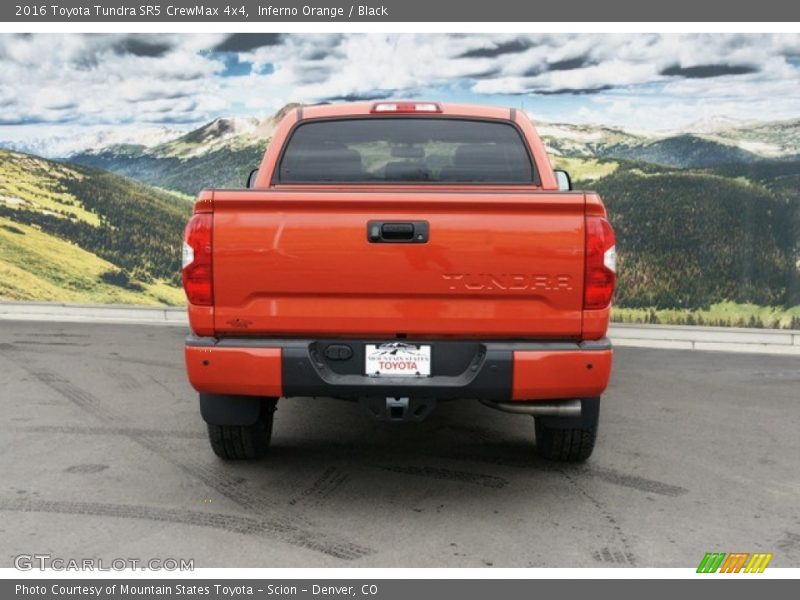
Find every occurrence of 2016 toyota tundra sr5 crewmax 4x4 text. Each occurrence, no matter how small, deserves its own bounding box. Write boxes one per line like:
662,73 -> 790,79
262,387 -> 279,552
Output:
182,101 -> 616,462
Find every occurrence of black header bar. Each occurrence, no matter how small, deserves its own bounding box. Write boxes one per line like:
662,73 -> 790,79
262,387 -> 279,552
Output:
3,0 -> 800,22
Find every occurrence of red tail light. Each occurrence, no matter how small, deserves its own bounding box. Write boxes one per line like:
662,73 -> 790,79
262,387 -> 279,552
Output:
182,213 -> 213,306
370,102 -> 442,113
584,216 -> 616,309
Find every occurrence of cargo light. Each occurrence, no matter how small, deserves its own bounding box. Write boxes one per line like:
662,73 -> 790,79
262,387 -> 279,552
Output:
182,212 -> 213,306
371,102 -> 442,113
584,216 -> 616,310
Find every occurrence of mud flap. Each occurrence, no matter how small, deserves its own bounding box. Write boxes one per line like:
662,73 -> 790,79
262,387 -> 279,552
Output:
199,393 -> 264,426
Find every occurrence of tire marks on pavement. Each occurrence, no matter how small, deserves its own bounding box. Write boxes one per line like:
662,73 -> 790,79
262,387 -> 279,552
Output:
5,424 -> 205,439
64,464 -> 109,474
592,546 -> 635,566
0,355 -> 372,561
586,467 -> 687,498
558,468 -> 638,566
128,434 -> 369,560
0,497 -> 354,544
289,467 -> 350,508
374,465 -> 509,489
429,440 -> 687,498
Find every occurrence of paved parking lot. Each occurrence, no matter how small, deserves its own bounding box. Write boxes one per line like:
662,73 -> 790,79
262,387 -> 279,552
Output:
1,321 -> 798,567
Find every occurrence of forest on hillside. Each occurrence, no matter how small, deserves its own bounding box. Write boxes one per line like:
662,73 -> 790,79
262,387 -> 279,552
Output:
0,150 -> 190,297
590,163 -> 800,311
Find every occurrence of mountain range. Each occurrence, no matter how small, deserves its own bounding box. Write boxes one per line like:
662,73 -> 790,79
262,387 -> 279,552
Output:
0,103 -> 798,317
62,106 -> 299,195
537,117 -> 800,167
3,106 -> 796,194
59,109 -> 800,195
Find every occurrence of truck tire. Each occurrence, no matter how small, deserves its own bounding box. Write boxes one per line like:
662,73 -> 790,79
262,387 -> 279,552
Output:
207,399 -> 277,460
534,397 -> 599,462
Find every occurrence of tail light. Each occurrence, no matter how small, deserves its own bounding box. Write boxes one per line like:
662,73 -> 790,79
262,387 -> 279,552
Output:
371,102 -> 441,113
182,213 -> 213,306
584,216 -> 616,309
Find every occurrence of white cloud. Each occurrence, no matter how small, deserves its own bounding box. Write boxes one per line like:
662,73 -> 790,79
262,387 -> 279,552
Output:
0,33 -> 798,137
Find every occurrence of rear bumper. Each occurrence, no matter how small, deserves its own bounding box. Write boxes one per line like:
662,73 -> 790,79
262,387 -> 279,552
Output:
185,337 -> 612,402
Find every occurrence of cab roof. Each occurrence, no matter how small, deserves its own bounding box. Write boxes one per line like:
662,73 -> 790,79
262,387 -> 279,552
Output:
299,101 -> 516,121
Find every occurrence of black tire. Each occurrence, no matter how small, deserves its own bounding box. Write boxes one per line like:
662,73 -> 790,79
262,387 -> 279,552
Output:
207,398 -> 277,460
535,398 -> 599,462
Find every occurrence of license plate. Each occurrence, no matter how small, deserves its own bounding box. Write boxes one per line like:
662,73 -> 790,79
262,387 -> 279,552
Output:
365,343 -> 432,377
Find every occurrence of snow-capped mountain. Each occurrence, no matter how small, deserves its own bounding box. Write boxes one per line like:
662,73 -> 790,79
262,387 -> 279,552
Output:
135,116 -> 262,159
73,103 -> 301,161
5,102 -> 800,165
5,103 -> 800,191
704,118 -> 800,158
535,122 -> 646,157
673,116 -> 753,135
534,115 -> 800,165
65,104 -> 301,194
1,125 -> 187,159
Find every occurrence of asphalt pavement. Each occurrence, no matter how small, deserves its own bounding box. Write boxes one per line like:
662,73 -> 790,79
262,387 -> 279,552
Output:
1,321 -> 798,568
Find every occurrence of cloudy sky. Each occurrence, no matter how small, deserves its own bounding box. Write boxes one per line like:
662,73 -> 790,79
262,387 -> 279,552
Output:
1,32 -> 800,147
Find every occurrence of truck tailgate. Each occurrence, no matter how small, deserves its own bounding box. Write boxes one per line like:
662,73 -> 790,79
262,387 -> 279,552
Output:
211,190 -> 585,339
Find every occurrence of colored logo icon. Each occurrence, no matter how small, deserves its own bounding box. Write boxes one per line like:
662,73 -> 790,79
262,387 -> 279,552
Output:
697,552 -> 773,573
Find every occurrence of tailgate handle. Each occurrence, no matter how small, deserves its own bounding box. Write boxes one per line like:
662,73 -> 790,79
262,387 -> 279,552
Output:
382,223 -> 414,238
368,221 -> 429,243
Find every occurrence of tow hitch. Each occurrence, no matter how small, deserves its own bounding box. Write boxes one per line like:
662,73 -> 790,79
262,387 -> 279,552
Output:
360,396 -> 437,422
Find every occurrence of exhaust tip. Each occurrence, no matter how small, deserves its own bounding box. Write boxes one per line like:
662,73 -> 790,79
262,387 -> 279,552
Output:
479,399 -> 582,417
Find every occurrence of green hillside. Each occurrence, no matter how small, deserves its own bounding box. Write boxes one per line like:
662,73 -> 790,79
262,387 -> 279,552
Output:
0,148 -> 190,305
73,144 -> 264,196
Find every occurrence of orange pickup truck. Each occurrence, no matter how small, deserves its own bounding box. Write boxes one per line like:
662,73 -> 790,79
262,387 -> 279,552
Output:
182,101 -> 616,462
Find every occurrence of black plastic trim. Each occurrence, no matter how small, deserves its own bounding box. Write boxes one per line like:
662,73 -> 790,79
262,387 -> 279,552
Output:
367,220 -> 429,243
283,342 -> 512,401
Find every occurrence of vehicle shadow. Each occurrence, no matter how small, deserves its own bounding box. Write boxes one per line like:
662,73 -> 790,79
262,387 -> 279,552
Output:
206,396 -> 576,508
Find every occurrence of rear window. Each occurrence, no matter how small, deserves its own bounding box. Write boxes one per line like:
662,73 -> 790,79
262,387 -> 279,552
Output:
277,118 -> 535,184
